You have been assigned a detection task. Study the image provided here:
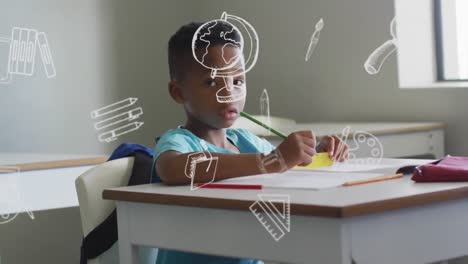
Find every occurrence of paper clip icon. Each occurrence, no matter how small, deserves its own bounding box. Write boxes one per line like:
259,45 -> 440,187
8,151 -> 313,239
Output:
0,27 -> 56,84
91,97 -> 144,143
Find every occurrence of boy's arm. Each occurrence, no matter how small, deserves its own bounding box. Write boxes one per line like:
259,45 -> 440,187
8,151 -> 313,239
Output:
156,131 -> 317,185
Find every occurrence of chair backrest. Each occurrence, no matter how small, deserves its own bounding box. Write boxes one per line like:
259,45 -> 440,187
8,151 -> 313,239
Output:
75,157 -> 135,264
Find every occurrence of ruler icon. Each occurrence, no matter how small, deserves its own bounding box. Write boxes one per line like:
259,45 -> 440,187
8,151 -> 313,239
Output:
249,194 -> 290,241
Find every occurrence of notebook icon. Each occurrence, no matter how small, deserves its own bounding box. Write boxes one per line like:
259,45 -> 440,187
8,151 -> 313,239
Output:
184,152 -> 219,191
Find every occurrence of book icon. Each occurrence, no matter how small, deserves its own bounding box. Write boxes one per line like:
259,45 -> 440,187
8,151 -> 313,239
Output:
91,98 -> 144,143
249,194 -> 291,241
0,27 -> 56,84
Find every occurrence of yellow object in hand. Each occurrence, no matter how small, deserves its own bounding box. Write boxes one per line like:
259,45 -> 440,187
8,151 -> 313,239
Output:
297,152 -> 334,169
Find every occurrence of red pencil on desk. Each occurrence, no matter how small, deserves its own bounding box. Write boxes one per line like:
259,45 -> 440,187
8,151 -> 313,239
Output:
195,183 -> 263,190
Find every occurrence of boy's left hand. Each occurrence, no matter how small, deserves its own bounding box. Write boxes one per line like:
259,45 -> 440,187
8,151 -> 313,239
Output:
316,135 -> 348,162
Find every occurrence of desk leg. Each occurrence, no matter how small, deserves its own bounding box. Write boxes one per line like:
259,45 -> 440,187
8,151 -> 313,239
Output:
117,202 -> 140,264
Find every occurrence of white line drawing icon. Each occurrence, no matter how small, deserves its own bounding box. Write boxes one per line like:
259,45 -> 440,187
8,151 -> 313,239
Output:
192,12 -> 259,103
10,27 -> 37,76
257,149 -> 288,174
91,98 -> 144,143
364,17 -> 397,75
215,76 -> 246,103
0,37 -> 12,83
37,32 -> 56,78
90,97 -> 138,119
185,152 -> 219,191
98,122 -> 144,143
249,194 -> 291,242
0,27 -> 56,84
0,167 -> 35,225
338,126 -> 384,165
259,89 -> 271,135
94,107 -> 143,130
305,18 -> 324,62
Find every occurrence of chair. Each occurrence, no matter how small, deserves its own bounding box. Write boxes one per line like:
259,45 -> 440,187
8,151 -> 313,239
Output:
75,157 -> 158,264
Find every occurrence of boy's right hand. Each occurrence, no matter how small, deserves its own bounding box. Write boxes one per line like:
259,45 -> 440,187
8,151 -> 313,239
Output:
276,131 -> 317,169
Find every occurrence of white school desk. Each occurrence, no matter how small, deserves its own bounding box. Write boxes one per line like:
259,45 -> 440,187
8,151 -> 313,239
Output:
0,153 -> 107,214
235,121 -> 446,159
103,158 -> 468,264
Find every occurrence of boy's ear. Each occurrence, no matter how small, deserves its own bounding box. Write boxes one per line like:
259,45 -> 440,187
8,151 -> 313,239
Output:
168,80 -> 185,104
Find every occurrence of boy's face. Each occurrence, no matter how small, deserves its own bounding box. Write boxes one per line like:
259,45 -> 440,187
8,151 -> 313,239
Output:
178,45 -> 246,129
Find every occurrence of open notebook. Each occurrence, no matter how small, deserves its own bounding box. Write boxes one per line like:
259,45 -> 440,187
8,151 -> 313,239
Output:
219,170 -> 383,190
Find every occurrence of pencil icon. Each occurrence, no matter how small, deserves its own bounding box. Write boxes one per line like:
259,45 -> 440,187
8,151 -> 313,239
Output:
91,97 -> 138,119
98,121 -> 144,142
94,107 -> 143,130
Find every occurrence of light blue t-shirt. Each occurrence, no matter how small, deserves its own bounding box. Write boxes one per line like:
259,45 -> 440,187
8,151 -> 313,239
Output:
152,127 -> 274,264
152,127 -> 275,182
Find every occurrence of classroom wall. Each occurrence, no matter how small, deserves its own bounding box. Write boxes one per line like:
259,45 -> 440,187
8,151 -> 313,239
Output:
2,0 -> 467,156
0,1 -> 199,263
0,0 -> 198,155
196,0 -> 468,157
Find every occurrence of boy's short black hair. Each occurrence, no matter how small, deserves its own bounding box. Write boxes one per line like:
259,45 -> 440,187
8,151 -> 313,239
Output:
168,21 -> 242,81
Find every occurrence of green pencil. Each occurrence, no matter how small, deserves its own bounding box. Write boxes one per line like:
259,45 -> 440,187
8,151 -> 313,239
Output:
240,111 -> 287,139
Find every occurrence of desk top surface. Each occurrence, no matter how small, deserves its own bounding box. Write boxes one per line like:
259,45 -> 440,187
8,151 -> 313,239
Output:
0,165 -> 96,214
103,158 -> 468,218
0,152 -> 108,171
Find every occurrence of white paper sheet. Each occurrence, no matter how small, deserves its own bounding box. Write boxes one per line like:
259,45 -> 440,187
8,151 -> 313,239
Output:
220,170 -> 383,190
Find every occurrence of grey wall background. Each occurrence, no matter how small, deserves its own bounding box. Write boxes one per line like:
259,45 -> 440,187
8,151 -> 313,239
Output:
1,0 -> 468,156
1,0 -> 468,263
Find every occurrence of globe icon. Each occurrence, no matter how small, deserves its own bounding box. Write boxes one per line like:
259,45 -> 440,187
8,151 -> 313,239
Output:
191,12 -> 259,103
192,18 -> 244,77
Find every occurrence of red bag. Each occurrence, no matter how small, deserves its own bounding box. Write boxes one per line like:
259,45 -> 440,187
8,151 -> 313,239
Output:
411,156 -> 468,182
